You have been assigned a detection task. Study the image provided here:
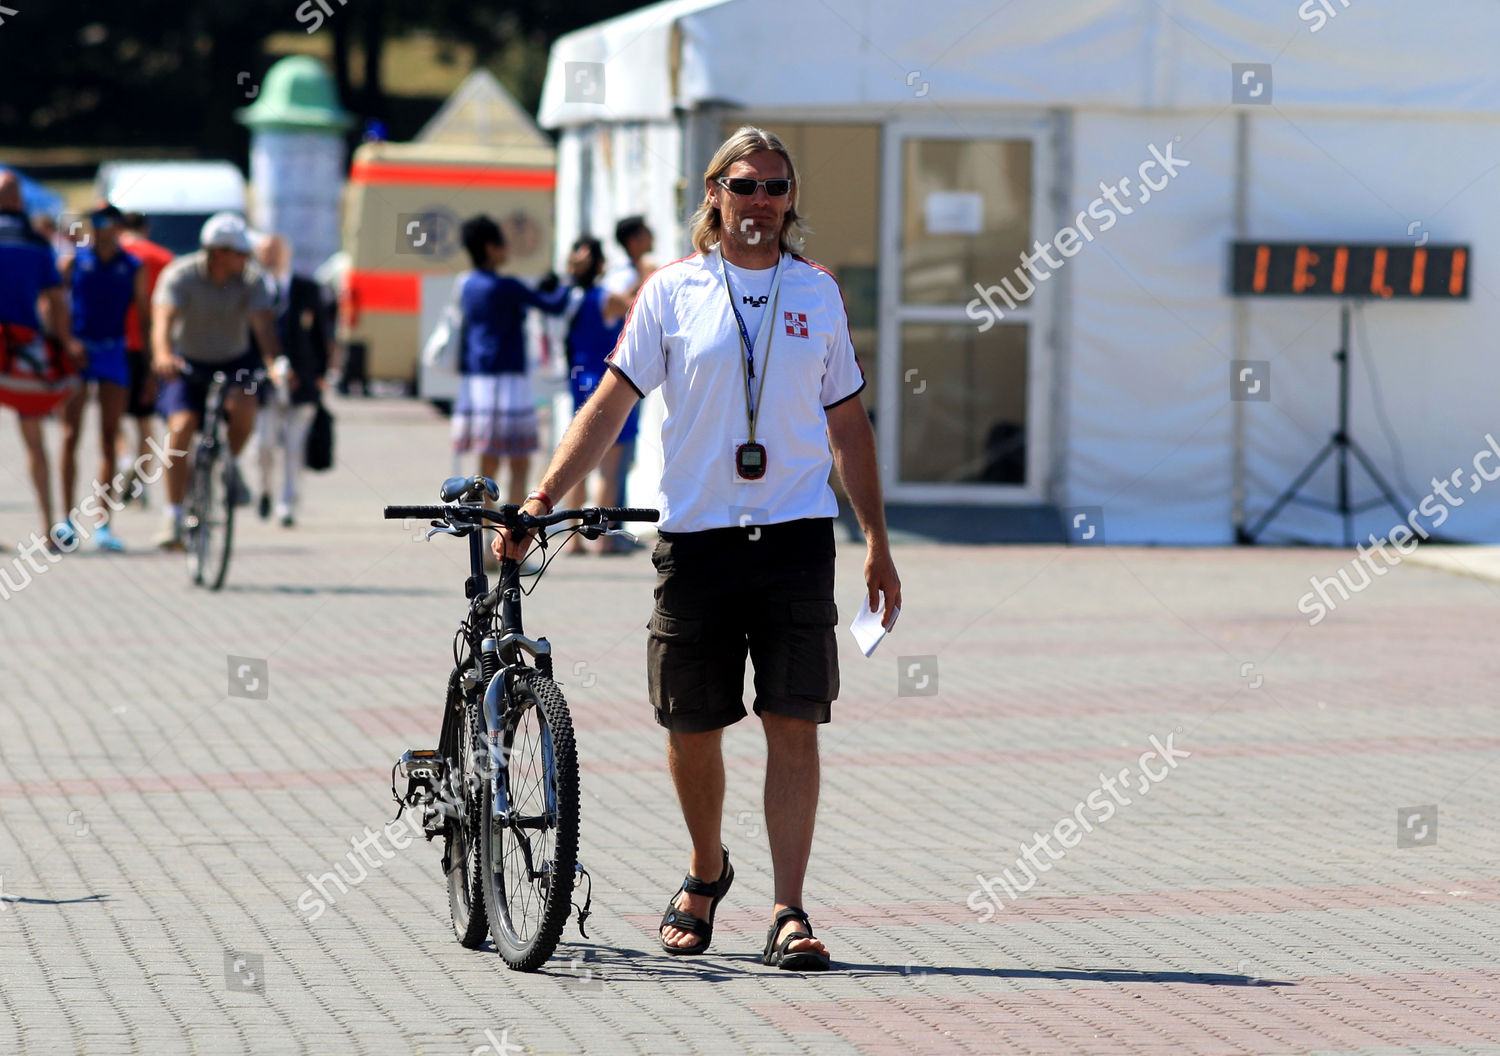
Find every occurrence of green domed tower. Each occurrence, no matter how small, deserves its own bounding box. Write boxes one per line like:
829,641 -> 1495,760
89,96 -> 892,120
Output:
235,56 -> 355,276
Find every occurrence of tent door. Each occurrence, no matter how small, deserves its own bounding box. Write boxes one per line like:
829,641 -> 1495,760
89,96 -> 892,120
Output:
879,120 -> 1055,504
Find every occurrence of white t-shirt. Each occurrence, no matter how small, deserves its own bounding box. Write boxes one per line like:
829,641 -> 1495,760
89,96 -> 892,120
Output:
609,247 -> 866,533
601,262 -> 640,297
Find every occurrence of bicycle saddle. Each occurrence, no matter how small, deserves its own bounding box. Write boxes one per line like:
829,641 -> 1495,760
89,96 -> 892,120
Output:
439,475 -> 500,503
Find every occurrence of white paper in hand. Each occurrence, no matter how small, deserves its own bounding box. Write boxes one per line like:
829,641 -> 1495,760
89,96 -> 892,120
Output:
849,591 -> 899,658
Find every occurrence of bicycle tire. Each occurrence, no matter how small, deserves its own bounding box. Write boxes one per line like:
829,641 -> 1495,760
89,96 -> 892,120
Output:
203,456 -> 235,591
184,424 -> 235,590
443,666 -> 489,948
185,442 -> 214,586
480,671 -> 578,971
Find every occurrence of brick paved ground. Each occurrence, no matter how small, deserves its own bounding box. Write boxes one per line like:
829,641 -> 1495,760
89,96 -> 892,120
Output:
1,395 -> 1498,1055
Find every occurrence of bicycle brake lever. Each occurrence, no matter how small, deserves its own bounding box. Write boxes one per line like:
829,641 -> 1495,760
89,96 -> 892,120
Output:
426,523 -> 464,540
602,528 -> 638,543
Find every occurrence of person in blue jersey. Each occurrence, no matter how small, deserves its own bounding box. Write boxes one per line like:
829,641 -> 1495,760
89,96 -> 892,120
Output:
450,214 -> 569,508
57,205 -> 150,551
558,235 -> 646,554
0,171 -> 84,550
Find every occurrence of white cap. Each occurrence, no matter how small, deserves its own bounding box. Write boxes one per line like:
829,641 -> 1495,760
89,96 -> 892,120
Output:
200,212 -> 252,253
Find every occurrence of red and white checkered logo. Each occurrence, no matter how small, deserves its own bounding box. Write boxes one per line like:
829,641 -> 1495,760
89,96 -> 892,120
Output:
784,311 -> 808,338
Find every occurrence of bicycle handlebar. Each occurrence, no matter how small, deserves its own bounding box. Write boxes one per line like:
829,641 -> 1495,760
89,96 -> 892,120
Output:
382,504 -> 660,528
383,505 -> 451,521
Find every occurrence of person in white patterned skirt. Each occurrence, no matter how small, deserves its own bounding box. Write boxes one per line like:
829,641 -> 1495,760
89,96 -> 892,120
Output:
451,215 -> 568,506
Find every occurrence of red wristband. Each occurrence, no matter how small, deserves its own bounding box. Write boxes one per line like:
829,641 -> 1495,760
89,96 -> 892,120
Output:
525,489 -> 553,513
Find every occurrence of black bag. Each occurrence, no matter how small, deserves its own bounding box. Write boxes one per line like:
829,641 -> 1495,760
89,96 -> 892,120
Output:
305,400 -> 334,471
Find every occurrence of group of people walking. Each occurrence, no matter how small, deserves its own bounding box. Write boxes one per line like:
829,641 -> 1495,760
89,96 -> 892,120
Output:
0,172 -> 331,555
448,212 -> 654,555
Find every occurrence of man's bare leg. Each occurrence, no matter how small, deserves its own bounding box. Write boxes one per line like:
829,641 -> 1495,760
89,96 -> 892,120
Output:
18,416 -> 54,538
660,727 -> 727,948
58,385 -> 86,520
594,445 -> 624,508
223,390 -> 257,457
163,410 -> 197,506
762,711 -> 828,959
477,452 -> 500,486
94,383 -> 126,522
505,454 -> 528,506
590,445 -> 625,553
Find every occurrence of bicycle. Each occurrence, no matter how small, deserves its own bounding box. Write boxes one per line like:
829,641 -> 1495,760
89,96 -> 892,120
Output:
182,364 -> 263,590
384,475 -> 658,971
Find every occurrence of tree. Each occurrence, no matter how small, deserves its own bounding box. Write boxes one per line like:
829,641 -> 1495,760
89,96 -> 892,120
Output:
0,0 -> 655,157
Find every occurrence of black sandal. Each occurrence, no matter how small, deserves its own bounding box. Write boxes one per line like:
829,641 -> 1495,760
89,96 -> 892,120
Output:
761,906 -> 832,971
658,848 -> 734,956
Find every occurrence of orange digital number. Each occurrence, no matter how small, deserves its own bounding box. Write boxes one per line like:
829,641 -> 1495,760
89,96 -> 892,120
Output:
1293,246 -> 1319,293
1370,247 -> 1394,298
1450,248 -> 1468,296
1252,244 -> 1270,293
1331,246 -> 1348,294
1408,248 -> 1427,295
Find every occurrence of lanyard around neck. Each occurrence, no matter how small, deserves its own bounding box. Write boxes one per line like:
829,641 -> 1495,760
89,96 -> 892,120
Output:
721,251 -> 784,444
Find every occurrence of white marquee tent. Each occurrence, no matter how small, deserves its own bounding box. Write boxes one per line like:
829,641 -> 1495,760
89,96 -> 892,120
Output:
540,0 -> 1500,544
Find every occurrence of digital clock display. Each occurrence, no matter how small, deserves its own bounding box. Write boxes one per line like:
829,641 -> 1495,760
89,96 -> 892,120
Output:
1230,242 -> 1470,299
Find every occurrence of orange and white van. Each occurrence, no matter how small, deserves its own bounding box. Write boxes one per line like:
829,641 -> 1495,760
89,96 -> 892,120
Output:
339,139 -> 556,390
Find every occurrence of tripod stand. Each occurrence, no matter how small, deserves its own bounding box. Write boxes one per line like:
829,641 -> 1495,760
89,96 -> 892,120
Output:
1239,302 -> 1409,546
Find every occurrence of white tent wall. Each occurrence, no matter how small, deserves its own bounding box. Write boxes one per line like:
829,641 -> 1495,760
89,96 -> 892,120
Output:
1062,112 -> 1238,544
1241,114 -> 1500,545
540,0 -> 1500,540
543,1 -> 1500,127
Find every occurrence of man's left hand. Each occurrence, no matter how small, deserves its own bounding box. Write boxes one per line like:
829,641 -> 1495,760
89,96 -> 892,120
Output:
864,545 -> 902,629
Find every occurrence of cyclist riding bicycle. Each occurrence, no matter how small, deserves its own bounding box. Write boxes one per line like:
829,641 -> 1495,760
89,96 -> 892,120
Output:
150,212 -> 290,550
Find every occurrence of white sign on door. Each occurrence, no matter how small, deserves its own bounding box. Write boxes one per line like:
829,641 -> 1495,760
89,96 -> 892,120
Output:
923,191 -> 984,236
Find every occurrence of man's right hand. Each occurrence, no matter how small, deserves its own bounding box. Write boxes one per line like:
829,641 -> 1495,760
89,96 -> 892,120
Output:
492,499 -> 548,561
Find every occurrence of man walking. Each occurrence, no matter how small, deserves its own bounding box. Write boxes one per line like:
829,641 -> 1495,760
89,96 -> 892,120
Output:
57,205 -> 149,551
151,212 -> 284,549
0,170 -> 83,548
117,211 -> 174,505
249,234 -> 328,528
497,127 -> 900,970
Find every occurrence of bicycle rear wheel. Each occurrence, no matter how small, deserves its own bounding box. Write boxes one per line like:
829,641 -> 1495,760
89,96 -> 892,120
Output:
480,671 -> 578,971
443,666 -> 489,948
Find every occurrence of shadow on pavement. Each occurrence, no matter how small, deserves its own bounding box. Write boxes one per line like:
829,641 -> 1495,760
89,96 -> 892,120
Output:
539,945 -> 748,983
830,965 -> 1292,987
222,584 -> 443,597
1,893 -> 112,907
541,948 -> 1293,988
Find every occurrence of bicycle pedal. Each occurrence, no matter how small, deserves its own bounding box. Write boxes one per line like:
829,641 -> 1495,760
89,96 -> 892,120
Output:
397,748 -> 444,781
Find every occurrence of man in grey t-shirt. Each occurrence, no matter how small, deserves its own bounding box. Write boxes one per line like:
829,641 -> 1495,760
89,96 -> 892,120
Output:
150,212 -> 286,549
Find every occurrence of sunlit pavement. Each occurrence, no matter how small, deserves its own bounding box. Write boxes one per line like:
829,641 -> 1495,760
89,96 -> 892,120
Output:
1,395 -> 1498,1055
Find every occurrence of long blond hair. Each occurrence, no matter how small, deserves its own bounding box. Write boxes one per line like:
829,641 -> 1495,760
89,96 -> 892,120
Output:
689,126 -> 808,256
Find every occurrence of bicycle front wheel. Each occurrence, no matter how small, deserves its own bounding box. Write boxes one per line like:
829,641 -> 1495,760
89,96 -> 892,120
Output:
480,671 -> 578,971
202,453 -> 237,585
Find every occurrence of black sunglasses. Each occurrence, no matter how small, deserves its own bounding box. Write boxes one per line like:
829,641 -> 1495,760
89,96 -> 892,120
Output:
715,176 -> 793,198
